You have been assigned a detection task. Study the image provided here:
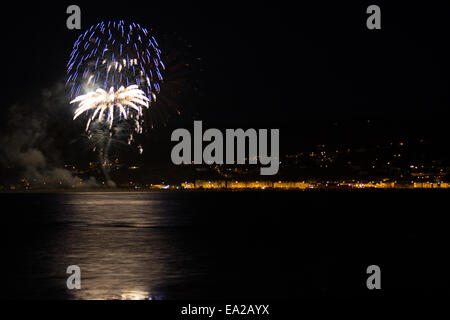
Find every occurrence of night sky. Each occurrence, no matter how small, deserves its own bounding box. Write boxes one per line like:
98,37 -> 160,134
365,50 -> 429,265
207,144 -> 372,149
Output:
2,2 -> 450,305
1,1 -> 450,165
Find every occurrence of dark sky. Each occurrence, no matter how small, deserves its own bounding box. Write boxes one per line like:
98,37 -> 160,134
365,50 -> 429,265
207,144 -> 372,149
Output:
2,1 -> 450,159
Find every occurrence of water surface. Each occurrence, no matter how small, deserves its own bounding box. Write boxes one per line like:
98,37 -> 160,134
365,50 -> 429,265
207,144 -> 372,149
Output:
2,190 -> 449,299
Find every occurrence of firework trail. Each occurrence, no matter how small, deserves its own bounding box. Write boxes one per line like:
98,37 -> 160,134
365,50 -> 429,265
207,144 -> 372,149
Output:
67,21 -> 164,183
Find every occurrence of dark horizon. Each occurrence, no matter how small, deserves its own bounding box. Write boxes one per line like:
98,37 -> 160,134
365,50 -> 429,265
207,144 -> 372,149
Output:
1,1 -> 449,184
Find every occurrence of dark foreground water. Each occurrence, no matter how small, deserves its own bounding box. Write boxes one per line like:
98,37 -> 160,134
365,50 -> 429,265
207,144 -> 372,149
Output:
1,190 -> 449,299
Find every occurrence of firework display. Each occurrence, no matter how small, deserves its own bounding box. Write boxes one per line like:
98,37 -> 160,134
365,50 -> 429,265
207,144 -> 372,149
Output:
67,20 -> 164,140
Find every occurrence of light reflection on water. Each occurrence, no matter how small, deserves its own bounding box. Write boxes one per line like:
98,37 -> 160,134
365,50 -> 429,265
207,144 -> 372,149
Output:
51,192 -> 195,300
4,190 -> 449,299
6,191 -> 314,299
120,291 -> 149,300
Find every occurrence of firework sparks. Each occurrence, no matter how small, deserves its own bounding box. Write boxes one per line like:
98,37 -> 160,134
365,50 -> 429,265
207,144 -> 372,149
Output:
67,20 -> 163,99
71,85 -> 149,131
67,20 -> 164,143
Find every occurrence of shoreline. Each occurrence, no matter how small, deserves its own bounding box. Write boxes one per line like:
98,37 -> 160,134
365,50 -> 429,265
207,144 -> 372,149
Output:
1,188 -> 450,194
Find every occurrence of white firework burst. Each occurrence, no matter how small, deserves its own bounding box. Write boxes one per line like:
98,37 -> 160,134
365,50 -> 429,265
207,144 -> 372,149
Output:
71,85 -> 150,131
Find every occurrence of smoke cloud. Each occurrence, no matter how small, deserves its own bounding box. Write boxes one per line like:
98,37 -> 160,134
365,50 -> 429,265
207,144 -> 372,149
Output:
0,84 -> 100,189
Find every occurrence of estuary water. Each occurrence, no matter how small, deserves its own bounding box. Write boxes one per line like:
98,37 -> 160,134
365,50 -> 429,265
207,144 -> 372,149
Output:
2,190 -> 449,299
